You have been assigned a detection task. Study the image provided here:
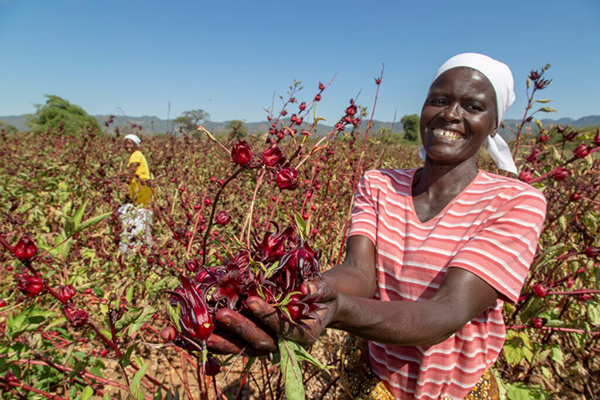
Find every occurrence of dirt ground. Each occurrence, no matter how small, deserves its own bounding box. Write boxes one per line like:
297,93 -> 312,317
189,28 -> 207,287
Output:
96,330 -> 349,400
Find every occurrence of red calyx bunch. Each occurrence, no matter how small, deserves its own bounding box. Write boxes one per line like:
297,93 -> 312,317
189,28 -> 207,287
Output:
231,140 -> 253,166
168,276 -> 215,350
13,234 -> 38,261
167,223 -> 323,361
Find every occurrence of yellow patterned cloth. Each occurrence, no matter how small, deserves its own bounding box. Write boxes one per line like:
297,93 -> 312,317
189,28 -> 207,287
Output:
340,335 -> 500,400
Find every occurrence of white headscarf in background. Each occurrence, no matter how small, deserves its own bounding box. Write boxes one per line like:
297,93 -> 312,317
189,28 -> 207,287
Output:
124,134 -> 141,146
419,53 -> 518,174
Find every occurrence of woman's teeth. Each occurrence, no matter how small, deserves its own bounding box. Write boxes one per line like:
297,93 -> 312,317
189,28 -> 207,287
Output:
433,129 -> 461,140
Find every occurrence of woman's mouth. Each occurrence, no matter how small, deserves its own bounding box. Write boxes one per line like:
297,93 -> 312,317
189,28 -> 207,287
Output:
432,129 -> 462,140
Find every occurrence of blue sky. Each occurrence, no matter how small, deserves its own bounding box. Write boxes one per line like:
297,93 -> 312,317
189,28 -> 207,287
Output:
1,0 -> 599,125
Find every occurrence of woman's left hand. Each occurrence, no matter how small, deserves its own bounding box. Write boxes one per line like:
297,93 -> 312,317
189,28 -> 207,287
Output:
244,276 -> 340,348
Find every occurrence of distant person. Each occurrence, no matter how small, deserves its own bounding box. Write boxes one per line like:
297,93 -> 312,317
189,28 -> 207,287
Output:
119,134 -> 154,255
123,134 -> 152,207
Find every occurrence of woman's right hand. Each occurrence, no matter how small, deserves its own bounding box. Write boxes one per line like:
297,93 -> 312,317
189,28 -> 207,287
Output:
207,276 -> 340,356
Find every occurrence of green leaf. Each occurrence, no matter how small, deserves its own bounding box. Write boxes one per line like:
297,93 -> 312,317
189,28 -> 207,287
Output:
129,306 -> 157,335
114,307 -> 144,332
294,211 -> 308,241
130,361 -> 150,400
80,386 -> 94,400
538,107 -> 556,113
587,302 -> 600,326
166,303 -> 181,332
278,337 -> 305,400
536,99 -> 552,104
550,345 -> 564,366
99,329 -> 113,341
507,383 -> 548,400
293,343 -> 331,376
126,286 -> 134,304
74,211 -> 112,236
72,201 -> 88,227
44,317 -> 67,332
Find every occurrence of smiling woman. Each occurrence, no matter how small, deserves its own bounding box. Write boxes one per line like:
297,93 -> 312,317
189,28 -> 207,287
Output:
207,53 -> 548,400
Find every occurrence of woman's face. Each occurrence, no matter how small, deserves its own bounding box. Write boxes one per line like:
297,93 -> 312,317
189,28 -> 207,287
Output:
124,139 -> 136,153
419,67 -> 498,167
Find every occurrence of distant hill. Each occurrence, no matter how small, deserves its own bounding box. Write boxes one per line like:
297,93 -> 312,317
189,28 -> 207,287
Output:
2,114 -> 599,140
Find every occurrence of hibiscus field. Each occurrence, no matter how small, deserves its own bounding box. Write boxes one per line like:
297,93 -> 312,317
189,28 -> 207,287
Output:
1,68 -> 599,400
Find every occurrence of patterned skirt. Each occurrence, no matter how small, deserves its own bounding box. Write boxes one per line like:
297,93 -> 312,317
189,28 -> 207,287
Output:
339,335 -> 500,400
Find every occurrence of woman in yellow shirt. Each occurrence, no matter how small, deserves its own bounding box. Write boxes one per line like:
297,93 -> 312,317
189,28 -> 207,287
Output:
124,134 -> 152,207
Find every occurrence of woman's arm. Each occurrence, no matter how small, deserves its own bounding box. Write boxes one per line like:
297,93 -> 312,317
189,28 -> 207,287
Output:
329,266 -> 498,346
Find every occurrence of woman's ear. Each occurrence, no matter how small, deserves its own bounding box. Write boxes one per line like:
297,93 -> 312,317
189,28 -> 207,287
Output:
490,126 -> 498,138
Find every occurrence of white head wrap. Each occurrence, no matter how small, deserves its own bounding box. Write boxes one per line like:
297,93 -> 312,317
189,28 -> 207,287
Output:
124,134 -> 141,146
419,53 -> 517,174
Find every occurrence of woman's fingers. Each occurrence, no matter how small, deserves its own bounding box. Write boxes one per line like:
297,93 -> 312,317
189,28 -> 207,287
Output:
301,276 -> 337,303
207,332 -> 270,357
213,307 -> 278,353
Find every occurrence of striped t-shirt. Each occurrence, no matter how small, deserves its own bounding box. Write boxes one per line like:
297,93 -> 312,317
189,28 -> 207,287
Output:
348,168 -> 547,400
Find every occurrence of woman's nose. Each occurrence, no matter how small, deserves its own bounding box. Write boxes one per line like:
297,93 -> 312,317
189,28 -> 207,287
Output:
440,102 -> 461,121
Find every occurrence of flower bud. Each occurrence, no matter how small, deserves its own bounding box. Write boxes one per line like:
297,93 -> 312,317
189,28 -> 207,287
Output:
184,259 -> 200,272
203,354 -> 221,376
275,167 -> 299,191
573,142 -> 592,158
58,285 -> 77,302
231,140 -> 252,166
318,82 -> 325,91
584,246 -> 599,258
216,211 -> 231,226
594,129 -> 600,146
552,167 -> 570,181
161,325 -> 178,342
63,303 -> 89,327
578,293 -> 592,302
17,273 -> 44,297
532,317 -> 545,328
532,282 -> 550,298
518,168 -> 534,183
314,94 -> 321,102
261,145 -> 286,167
13,234 -> 38,261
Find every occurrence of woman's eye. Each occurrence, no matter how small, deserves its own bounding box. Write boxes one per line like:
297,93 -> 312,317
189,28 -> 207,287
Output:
465,103 -> 483,112
430,98 -> 446,106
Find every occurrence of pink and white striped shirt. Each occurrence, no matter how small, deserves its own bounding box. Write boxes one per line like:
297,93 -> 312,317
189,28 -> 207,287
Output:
348,168 -> 546,399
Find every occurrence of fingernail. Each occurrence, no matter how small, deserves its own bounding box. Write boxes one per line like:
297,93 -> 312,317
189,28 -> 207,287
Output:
247,300 -> 259,312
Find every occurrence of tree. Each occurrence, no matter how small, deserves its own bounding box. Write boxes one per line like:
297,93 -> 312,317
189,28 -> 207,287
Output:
0,120 -> 18,134
227,120 -> 248,139
401,114 -> 420,142
27,95 -> 101,136
174,109 -> 210,133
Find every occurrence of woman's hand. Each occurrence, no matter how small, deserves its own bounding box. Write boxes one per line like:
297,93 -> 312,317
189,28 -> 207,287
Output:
207,306 -> 278,357
207,276 -> 340,355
